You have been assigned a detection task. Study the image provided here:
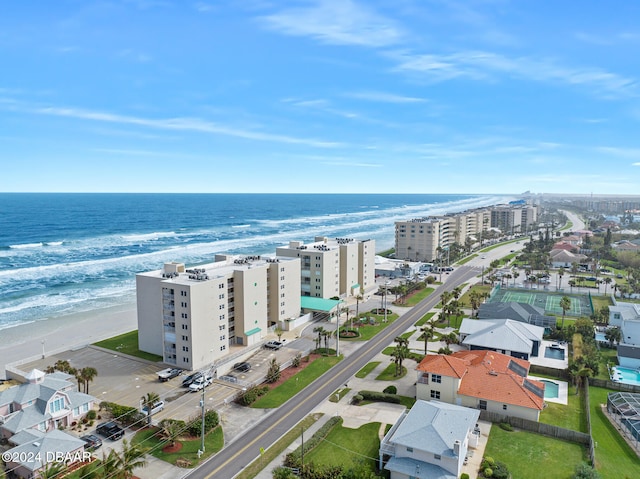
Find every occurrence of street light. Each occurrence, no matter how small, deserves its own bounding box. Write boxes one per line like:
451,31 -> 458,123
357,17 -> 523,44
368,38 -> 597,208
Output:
41,340 -> 45,359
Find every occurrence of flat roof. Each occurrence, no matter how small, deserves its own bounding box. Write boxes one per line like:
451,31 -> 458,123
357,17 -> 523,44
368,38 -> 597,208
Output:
300,297 -> 341,312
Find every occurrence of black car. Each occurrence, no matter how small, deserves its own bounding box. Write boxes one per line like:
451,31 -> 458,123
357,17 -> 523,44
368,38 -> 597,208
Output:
96,422 -> 124,440
233,362 -> 251,372
80,434 -> 103,451
181,371 -> 203,387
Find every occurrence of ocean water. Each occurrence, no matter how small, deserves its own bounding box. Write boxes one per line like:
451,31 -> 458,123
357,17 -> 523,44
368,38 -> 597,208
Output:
0,193 -> 513,331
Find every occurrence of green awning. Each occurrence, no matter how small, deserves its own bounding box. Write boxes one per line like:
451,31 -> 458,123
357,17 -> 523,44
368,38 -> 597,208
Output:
300,296 -> 341,312
245,327 -> 261,336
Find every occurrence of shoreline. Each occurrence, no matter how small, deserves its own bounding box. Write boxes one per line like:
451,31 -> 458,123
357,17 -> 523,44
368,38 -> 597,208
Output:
0,302 -> 138,378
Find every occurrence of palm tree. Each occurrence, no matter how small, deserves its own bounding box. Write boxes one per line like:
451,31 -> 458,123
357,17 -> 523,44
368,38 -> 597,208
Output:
447,300 -> 462,328
355,291 -> 363,319
558,267 -> 565,290
141,391 -> 161,427
100,449 -> 122,479
421,321 -> 436,355
274,326 -> 284,341
603,277 -> 612,296
158,419 -> 182,447
469,290 -> 482,318
568,279 -> 576,294
117,438 -> 148,479
313,326 -> 325,350
559,296 -> 571,330
38,461 -> 67,479
390,337 -> 410,377
605,327 -> 622,347
80,366 -> 98,394
443,331 -> 459,348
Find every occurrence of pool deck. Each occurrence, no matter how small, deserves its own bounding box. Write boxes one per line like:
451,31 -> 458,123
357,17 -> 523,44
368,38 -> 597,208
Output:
529,340 -> 569,370
529,375 -> 569,405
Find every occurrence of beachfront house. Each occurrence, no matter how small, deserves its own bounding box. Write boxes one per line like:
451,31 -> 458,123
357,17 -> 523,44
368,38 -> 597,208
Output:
0,369 -> 95,440
379,400 -> 480,479
459,318 -> 544,360
4,429 -> 87,479
609,300 -> 640,368
416,350 -> 546,421
477,302 -> 556,331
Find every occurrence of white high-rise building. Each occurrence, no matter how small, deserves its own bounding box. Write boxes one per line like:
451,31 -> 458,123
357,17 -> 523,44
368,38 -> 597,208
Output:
136,254 -> 301,371
276,236 -> 376,298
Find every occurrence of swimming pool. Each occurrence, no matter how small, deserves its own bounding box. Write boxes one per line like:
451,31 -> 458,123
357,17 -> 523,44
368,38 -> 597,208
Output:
611,366 -> 640,386
544,346 -> 565,360
540,379 -> 559,399
595,332 -> 607,342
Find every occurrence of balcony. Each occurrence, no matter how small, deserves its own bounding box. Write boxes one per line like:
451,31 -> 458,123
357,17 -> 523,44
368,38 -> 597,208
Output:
163,326 -> 176,334
417,375 -> 429,384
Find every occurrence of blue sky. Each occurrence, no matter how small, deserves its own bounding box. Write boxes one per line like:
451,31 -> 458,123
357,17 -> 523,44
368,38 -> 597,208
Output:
2,0 -> 640,194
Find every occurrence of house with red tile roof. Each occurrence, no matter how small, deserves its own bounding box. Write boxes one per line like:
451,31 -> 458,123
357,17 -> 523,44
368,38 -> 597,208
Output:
416,350 -> 546,421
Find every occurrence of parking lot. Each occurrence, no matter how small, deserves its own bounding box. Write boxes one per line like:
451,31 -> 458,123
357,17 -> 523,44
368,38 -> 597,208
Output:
18,341 -> 303,428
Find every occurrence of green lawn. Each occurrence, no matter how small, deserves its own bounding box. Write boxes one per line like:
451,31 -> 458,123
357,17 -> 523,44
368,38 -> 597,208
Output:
589,386 -> 640,478
415,312 -> 436,326
131,425 -> 224,467
456,254 -> 478,265
345,312 -> 399,340
251,356 -> 342,408
404,287 -> 435,306
356,362 -> 381,378
329,388 -> 351,402
304,421 -> 381,474
484,427 -> 587,479
540,391 -> 586,433
596,348 -> 618,380
458,284 -> 492,308
375,364 -> 406,381
591,295 -> 613,312
93,330 -> 163,362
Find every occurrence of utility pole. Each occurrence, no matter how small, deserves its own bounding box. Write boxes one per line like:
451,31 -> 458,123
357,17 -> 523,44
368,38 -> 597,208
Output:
200,383 -> 206,455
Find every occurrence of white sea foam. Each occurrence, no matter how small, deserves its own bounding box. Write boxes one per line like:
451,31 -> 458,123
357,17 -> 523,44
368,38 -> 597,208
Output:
9,242 -> 44,249
121,231 -> 177,242
232,224 -> 251,228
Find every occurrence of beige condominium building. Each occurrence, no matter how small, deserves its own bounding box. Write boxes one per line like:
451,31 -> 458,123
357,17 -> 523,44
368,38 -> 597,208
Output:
395,209 -> 491,262
136,254 -> 301,371
395,204 -> 538,262
276,236 -> 376,299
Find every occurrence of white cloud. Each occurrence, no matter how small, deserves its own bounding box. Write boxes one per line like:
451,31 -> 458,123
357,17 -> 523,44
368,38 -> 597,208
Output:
35,106 -> 343,148
260,0 -> 405,47
346,90 -> 428,103
392,50 -> 638,98
598,146 -> 640,159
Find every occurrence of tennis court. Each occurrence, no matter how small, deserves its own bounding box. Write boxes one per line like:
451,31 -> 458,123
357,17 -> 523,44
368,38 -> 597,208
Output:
488,286 -> 593,317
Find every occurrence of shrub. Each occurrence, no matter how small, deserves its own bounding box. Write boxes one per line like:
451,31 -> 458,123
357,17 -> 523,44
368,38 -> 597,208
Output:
358,390 -> 401,404
102,402 -> 143,426
86,410 -> 97,420
291,353 -> 301,368
383,385 -> 397,394
499,422 -> 513,432
351,394 -> 363,405
187,410 -> 219,437
484,468 -> 493,478
236,385 -> 269,406
266,358 -> 281,383
460,474 -> 470,479
573,462 -> 601,479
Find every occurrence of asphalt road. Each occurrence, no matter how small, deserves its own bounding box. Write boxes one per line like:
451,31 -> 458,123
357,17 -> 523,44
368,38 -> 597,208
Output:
185,265 -> 481,479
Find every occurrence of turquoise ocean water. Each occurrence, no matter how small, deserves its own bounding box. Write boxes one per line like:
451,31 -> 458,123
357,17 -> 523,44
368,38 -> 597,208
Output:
0,193 -> 513,331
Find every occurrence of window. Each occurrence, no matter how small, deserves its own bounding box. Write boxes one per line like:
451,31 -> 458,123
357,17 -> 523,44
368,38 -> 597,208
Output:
430,390 -> 440,399
182,335 -> 188,341
406,447 -> 413,452
479,400 -> 487,410
183,357 -> 189,363
49,397 -> 65,413
219,283 -> 224,289
181,301 -> 187,307
220,335 -> 226,340
219,293 -> 224,299
434,454 -> 441,460
182,346 -> 189,352
220,314 -> 225,320
182,324 -> 188,330
73,407 -> 80,416
220,345 -> 226,351
219,304 -> 225,310
503,404 -> 508,410
431,374 -> 442,383
219,325 -> 225,330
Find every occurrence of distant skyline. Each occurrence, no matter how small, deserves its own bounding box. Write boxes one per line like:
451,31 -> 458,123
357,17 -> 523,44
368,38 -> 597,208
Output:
2,1 -> 640,194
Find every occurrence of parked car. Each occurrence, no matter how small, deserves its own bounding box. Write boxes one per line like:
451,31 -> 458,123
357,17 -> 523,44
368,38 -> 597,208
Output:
189,375 -> 213,392
157,368 -> 183,382
264,340 -> 283,350
233,362 -> 251,372
182,371 -> 203,387
220,374 -> 237,383
140,400 -> 165,416
96,422 -> 125,441
80,434 -> 103,451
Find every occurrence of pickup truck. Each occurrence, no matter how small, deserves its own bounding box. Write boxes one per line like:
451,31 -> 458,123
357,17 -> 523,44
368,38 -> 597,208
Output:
96,422 -> 125,441
157,368 -> 182,382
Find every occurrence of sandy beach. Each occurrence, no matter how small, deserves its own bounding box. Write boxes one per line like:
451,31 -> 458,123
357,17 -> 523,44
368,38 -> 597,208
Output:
0,303 -> 138,378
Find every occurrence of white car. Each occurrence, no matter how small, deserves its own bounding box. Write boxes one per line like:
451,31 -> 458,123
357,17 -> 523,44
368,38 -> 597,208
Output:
140,400 -> 165,415
189,375 -> 213,392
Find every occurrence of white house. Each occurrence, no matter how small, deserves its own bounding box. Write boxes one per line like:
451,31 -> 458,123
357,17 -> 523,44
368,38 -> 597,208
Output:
379,400 -> 480,479
459,318 -> 544,360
